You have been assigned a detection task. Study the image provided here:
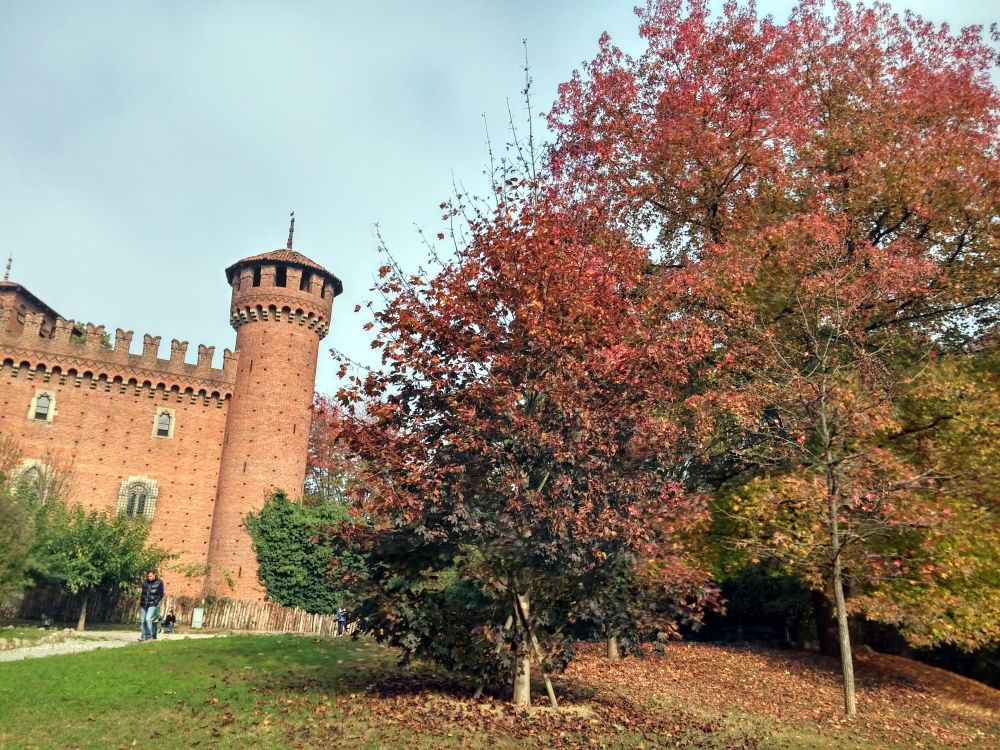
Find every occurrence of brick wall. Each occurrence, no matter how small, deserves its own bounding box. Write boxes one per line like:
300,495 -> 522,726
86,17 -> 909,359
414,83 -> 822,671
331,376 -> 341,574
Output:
0,249 -> 341,602
0,324 -> 234,597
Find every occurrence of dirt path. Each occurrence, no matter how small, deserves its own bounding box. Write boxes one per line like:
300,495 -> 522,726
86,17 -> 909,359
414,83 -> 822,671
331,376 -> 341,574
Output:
0,630 -> 225,662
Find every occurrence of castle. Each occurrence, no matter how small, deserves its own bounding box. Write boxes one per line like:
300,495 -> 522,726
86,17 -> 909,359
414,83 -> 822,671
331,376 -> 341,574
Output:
0,224 -> 341,601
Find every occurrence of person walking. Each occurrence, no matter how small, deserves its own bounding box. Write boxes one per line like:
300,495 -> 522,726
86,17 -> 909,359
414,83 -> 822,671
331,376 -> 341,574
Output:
139,570 -> 165,642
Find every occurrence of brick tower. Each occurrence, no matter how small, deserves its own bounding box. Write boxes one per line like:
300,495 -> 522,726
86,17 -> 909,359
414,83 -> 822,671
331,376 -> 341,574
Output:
206,221 -> 342,599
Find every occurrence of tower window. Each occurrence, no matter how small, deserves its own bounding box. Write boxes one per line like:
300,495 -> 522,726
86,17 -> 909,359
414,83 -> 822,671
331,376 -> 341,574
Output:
117,476 -> 160,520
34,394 -> 50,420
152,408 -> 175,439
275,265 -> 287,287
299,271 -> 311,291
28,390 -> 55,423
252,266 -> 261,287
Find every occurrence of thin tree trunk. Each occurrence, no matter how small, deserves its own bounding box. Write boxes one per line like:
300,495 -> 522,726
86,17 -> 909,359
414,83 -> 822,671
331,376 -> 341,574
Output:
513,592 -> 558,708
832,556 -> 857,716
828,460 -> 857,717
821,379 -> 857,718
76,592 -> 89,632
512,593 -> 531,706
607,635 -> 620,660
531,628 -> 559,709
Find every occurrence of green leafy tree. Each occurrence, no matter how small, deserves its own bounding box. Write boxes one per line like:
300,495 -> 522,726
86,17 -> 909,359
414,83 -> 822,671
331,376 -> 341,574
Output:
0,436 -> 33,603
34,502 -> 171,630
0,485 -> 34,604
246,491 -> 363,613
853,351 -> 1000,650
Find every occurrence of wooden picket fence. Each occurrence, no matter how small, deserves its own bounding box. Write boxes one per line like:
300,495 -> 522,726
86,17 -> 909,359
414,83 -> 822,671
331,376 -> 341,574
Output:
1,588 -> 353,636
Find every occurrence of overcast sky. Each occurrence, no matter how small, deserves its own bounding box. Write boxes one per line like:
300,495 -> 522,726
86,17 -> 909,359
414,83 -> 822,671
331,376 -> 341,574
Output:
0,1 -> 994,393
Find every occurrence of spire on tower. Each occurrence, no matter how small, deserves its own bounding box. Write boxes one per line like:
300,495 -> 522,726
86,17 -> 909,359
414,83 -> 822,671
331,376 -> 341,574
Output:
287,212 -> 295,250
3,254 -> 10,282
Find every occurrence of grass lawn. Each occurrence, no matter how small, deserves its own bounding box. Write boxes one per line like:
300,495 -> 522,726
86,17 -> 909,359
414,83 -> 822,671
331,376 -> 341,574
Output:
0,635 -> 997,749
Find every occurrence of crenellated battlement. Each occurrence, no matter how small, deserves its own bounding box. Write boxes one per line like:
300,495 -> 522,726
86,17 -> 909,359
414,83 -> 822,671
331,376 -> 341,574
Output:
0,310 -> 237,396
229,303 -> 330,339
0,235 -> 341,603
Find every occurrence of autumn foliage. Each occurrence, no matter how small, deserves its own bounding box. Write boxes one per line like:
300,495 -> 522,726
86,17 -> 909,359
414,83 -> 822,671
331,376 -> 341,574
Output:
548,0 -> 999,715
333,179 -> 720,699
323,0 -> 1000,715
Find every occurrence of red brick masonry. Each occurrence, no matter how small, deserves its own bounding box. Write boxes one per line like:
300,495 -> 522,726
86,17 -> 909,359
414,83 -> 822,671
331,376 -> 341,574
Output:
0,249 -> 341,600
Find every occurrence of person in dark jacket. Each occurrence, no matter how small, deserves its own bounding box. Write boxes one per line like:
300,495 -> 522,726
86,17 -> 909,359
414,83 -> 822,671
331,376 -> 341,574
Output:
139,570 -> 165,642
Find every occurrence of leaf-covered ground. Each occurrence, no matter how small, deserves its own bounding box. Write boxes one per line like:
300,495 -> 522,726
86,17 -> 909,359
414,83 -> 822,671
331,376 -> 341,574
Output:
0,634 -> 996,749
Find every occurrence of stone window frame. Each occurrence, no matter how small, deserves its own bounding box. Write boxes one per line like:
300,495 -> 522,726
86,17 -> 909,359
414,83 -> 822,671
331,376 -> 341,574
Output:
12,459 -> 55,501
152,407 -> 175,439
116,476 -> 160,521
27,389 -> 56,423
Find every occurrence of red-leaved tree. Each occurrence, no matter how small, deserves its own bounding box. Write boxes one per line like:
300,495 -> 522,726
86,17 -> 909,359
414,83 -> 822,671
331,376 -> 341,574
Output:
549,0 -> 999,716
333,177 -> 718,705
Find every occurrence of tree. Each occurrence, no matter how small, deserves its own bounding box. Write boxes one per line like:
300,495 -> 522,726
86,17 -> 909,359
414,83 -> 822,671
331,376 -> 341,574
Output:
0,436 -> 33,603
333,176 -> 716,704
34,502 -> 171,630
305,394 -> 356,506
0,485 -> 34,604
246,490 -> 363,613
856,351 -> 1000,650
548,0 -> 999,716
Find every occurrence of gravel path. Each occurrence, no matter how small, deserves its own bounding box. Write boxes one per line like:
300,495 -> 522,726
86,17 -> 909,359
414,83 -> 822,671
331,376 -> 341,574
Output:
0,630 -> 226,662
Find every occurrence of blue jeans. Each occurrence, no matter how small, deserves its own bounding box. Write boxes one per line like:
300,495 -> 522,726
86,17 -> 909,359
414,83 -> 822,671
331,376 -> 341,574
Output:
140,606 -> 160,640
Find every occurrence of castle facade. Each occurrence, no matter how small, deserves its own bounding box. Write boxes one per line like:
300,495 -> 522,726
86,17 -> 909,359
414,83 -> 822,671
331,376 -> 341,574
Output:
0,240 -> 341,601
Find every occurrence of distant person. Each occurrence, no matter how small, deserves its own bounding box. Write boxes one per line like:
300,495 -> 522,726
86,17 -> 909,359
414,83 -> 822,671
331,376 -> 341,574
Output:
139,570 -> 165,642
163,610 -> 177,634
335,607 -> 347,636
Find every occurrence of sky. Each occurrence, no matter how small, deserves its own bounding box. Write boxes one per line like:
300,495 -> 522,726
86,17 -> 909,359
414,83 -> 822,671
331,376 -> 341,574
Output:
0,0 -> 995,394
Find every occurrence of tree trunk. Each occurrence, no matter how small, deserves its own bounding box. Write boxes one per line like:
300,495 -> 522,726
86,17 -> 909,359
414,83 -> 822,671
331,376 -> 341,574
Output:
833,559 -> 857,716
827,453 -> 857,717
512,593 -> 531,706
821,395 -> 857,719
607,635 -> 620,660
76,592 -> 89,632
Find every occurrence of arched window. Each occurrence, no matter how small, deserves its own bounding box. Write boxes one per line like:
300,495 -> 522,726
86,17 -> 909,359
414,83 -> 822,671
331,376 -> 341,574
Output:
117,477 -> 160,520
14,460 -> 56,504
126,487 -> 148,516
